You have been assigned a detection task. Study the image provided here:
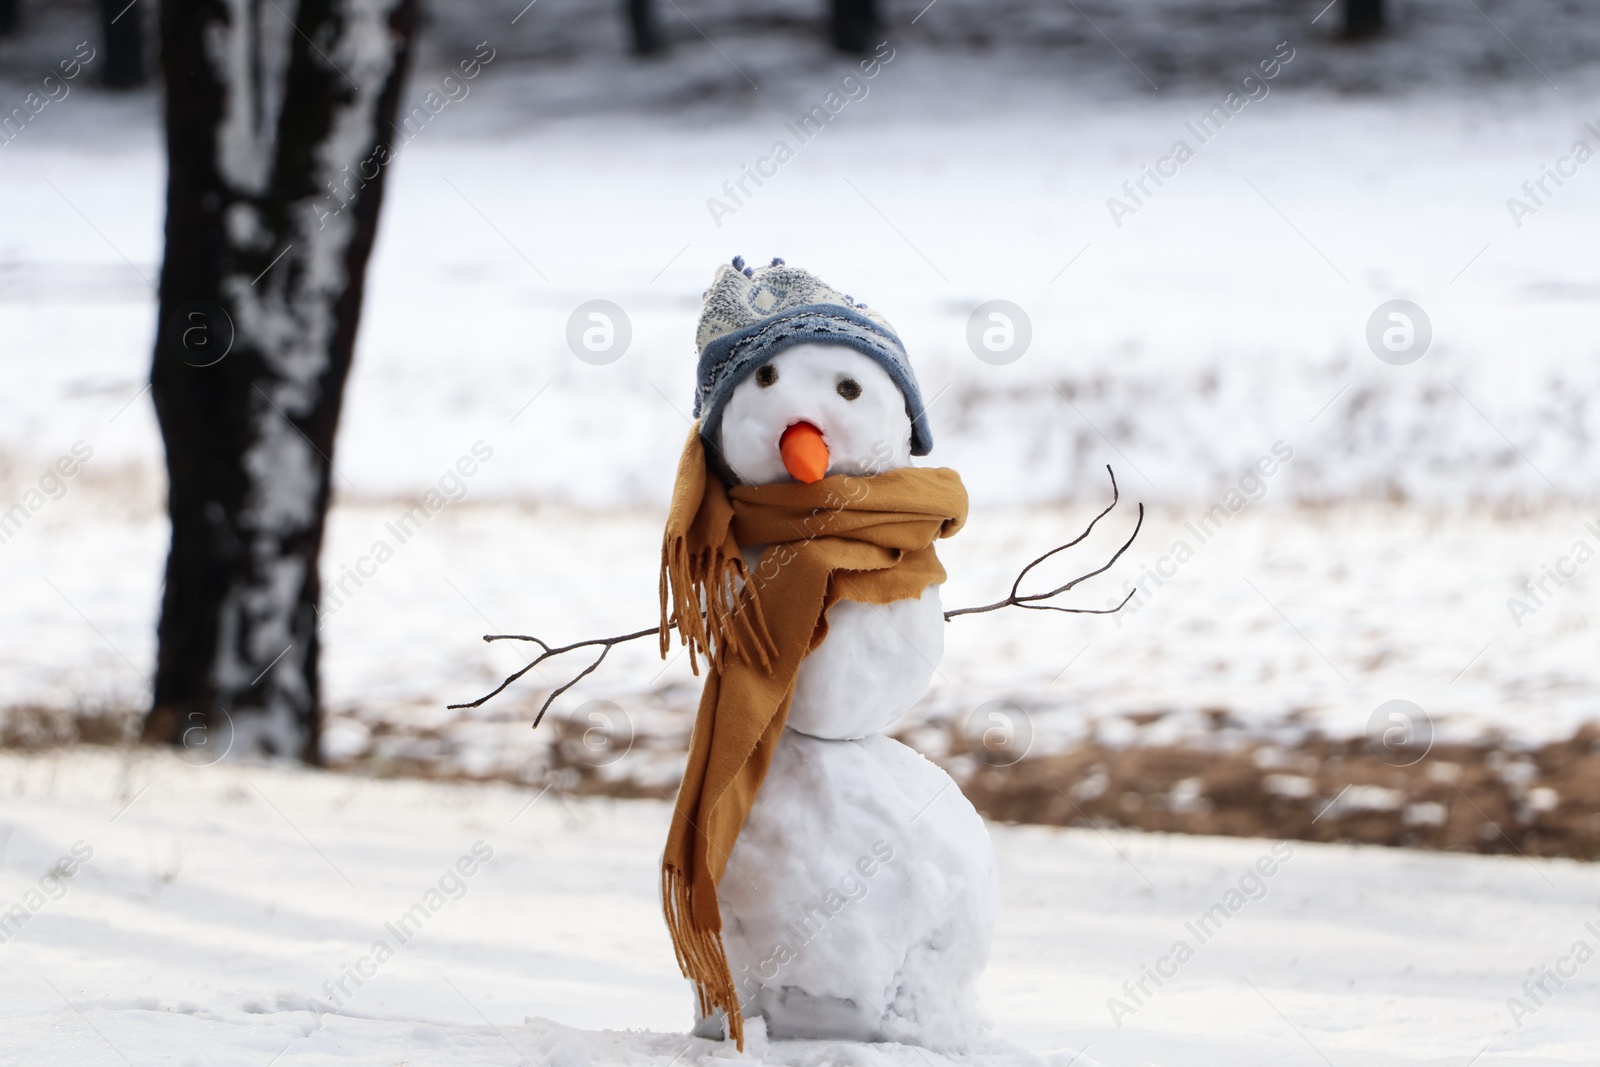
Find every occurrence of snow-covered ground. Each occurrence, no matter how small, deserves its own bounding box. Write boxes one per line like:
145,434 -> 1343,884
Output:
1,747 -> 1595,1066
5,48 -> 1599,751
2,1 -> 1597,782
6,480 -> 1598,771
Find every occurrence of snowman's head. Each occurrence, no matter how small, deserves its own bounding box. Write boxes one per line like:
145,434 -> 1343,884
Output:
692,257 -> 933,486
716,343 -> 913,486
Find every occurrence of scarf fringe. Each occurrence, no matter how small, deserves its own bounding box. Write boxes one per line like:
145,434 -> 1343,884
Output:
660,527 -> 776,676
662,862 -> 746,1050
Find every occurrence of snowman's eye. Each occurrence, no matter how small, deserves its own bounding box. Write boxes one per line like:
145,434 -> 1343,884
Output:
836,378 -> 861,401
756,364 -> 778,388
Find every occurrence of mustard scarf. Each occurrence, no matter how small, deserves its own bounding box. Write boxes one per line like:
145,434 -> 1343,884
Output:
658,426 -> 967,1048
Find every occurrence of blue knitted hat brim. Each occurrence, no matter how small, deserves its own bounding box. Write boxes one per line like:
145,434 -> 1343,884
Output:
694,304 -> 934,476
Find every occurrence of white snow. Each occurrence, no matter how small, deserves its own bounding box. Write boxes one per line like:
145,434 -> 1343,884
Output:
1,747 -> 1595,1065
786,582 -> 944,742
6,35 -> 1600,508
721,731 -> 998,1048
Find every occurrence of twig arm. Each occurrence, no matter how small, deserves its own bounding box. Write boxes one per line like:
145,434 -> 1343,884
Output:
481,626 -> 659,656
943,584 -> 1137,620
1013,502 -> 1143,605
453,466 -> 1145,712
944,466 -> 1143,622
1008,465 -> 1122,599
447,625 -> 660,719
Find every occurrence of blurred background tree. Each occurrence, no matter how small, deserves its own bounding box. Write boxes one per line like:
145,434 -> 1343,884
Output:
144,0 -> 420,761
98,0 -> 146,87
830,0 -> 879,53
623,0 -> 662,56
1345,0 -> 1385,39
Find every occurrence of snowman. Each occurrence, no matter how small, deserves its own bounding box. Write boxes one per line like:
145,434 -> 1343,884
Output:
657,257 -> 997,1051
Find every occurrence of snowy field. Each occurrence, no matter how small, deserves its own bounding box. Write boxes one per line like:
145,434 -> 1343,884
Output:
6,483 -> 1599,776
9,62 -> 1600,510
2,747 -> 1597,1066
2,3 -> 1600,1060
3,8 -> 1598,758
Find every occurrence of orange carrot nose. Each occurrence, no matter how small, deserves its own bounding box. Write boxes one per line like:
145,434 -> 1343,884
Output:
780,422 -> 830,483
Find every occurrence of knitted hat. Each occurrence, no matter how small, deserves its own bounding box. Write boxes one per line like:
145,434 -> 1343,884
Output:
693,256 -> 933,458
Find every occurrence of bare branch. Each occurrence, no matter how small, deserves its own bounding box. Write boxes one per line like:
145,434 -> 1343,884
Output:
1008,465 -> 1123,599
452,465 -> 1144,716
944,465 -> 1143,621
447,625 -> 659,724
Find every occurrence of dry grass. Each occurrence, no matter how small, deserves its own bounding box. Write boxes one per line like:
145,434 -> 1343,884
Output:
948,726 -> 1600,861
7,704 -> 1600,860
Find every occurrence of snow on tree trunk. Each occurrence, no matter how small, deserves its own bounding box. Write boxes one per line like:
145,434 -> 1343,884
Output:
146,0 -> 419,761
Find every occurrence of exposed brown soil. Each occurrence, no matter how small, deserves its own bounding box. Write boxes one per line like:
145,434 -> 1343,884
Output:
7,705 -> 1600,861
0,705 -> 139,749
947,726 -> 1600,861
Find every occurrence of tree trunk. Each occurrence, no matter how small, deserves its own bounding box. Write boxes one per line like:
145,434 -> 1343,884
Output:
146,0 -> 419,762
830,0 -> 877,54
623,0 -> 662,55
99,0 -> 147,88
0,0 -> 20,38
1343,0 -> 1384,39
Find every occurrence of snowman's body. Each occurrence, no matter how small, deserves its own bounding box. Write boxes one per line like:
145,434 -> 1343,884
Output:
703,343 -> 998,1048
